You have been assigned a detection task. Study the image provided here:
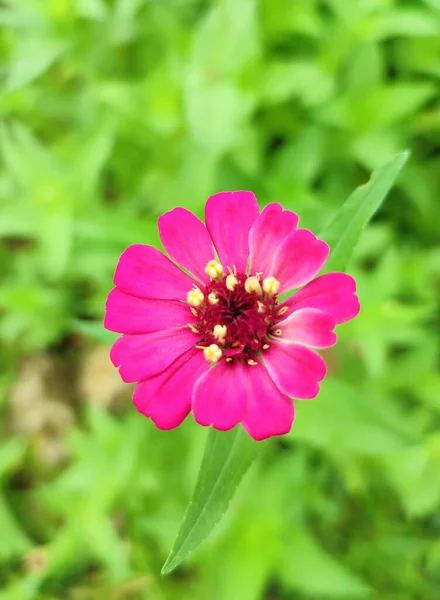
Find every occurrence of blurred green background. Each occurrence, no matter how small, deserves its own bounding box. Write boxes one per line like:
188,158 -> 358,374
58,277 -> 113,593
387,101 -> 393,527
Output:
1,0 -> 440,598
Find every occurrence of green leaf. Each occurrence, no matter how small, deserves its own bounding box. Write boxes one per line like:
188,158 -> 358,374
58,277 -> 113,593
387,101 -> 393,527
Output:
0,438 -> 26,481
185,78 -> 252,155
71,319 -> 118,345
190,0 -> 258,76
76,0 -> 108,20
370,9 -> 440,40
161,427 -> 262,574
320,151 -> 409,272
0,491 -> 32,559
262,60 -> 334,107
278,525 -> 370,598
6,38 -> 65,91
383,437 -> 440,517
292,378 -> 416,455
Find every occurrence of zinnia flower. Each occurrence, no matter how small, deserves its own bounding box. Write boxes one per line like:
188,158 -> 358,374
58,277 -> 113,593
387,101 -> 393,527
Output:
105,191 -> 359,441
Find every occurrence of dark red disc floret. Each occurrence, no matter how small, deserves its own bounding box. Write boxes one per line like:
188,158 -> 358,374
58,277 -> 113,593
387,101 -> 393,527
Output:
191,273 -> 281,360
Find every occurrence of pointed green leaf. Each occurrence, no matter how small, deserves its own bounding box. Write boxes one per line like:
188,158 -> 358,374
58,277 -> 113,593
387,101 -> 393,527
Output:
321,150 -> 409,272
161,427 -> 262,574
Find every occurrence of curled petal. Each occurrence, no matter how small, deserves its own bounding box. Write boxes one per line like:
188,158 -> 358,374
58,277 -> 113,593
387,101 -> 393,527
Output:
110,327 -> 200,383
264,342 -> 327,399
249,203 -> 298,276
159,208 -> 215,282
133,348 -> 209,430
281,273 -> 360,324
242,363 -> 295,441
271,229 -> 329,293
192,360 -> 247,431
114,244 -> 194,300
105,288 -> 190,334
205,191 -> 259,273
278,308 -> 336,348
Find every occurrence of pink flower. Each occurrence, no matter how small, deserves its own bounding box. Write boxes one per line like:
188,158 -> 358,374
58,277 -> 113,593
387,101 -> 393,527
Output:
105,191 -> 360,441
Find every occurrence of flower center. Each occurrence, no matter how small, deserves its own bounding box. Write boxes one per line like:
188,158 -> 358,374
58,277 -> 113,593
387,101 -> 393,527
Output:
187,261 -> 287,364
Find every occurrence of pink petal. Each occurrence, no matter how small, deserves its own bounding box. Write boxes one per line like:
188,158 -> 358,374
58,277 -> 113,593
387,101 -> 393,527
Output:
133,348 -> 209,430
104,288 -> 190,334
249,203 -> 299,276
110,327 -> 200,383
281,273 -> 360,324
205,191 -> 260,273
158,207 -> 215,282
242,364 -> 295,441
192,360 -> 247,431
278,308 -> 336,348
264,342 -> 327,399
271,229 -> 330,293
114,244 -> 194,300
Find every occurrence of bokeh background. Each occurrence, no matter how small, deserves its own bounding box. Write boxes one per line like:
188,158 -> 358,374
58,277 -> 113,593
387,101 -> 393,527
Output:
1,0 -> 440,598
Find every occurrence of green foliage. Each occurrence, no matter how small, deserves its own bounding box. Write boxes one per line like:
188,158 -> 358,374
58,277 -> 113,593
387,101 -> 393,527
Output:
0,0 -> 439,598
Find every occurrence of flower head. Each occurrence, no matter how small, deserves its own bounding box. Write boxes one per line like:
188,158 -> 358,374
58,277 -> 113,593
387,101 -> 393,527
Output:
104,192 -> 360,441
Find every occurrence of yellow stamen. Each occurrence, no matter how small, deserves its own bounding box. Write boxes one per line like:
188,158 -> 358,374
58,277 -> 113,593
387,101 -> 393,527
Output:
208,292 -> 219,305
262,344 -> 270,350
226,274 -> 238,291
190,307 -> 198,317
257,301 -> 266,314
187,323 -> 199,333
247,359 -> 258,366
213,324 -> 227,343
244,276 -> 262,296
203,344 -> 223,363
277,306 -> 288,316
273,329 -> 282,336
226,357 -> 233,363
262,276 -> 281,296
205,260 -> 224,279
187,286 -> 204,307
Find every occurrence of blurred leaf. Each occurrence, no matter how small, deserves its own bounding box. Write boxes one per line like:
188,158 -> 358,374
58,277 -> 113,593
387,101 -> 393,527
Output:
5,38 -> 65,91
76,0 -> 108,20
184,0 -> 258,154
162,428 -> 263,574
384,437 -> 440,517
0,438 -> 26,481
262,0 -> 322,37
0,492 -> 32,559
278,525 -> 370,598
0,575 -> 42,600
109,0 -> 147,43
293,378 -> 416,455
72,319 -> 118,345
70,124 -> 114,201
262,60 -> 334,106
370,9 -> 440,40
190,0 -> 258,76
321,151 -> 409,272
86,517 -> 130,582
423,0 -> 440,11
185,78 -> 252,155
365,83 -> 437,129
344,43 -> 384,93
